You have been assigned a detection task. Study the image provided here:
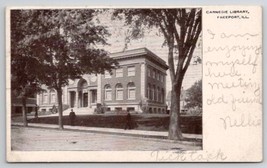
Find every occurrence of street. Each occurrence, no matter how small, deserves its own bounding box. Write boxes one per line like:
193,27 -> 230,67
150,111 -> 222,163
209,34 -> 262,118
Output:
11,126 -> 201,151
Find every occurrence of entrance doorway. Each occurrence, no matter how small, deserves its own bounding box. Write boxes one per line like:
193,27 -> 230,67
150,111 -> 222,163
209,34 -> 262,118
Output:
83,93 -> 88,107
70,91 -> 76,108
91,90 -> 97,104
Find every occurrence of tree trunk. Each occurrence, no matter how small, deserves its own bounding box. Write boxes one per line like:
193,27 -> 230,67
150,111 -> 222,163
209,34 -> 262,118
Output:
56,88 -> 64,129
168,83 -> 183,140
21,96 -> 28,127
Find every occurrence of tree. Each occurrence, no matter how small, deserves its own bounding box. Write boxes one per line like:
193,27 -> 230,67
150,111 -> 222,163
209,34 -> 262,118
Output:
113,9 -> 202,140
185,80 -> 202,109
11,9 -> 117,129
11,10 -> 43,126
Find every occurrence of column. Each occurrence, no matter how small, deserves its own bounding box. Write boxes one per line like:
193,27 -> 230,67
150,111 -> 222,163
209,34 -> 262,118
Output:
81,91 -> 84,107
88,90 -> 91,108
67,91 -> 70,107
36,94 -> 40,106
140,62 -> 146,99
75,91 -> 79,108
97,74 -> 102,103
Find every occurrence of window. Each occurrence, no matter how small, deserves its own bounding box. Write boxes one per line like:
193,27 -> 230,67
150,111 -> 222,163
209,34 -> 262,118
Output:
156,71 -> 160,80
39,93 -> 43,105
127,107 -> 135,112
62,92 -> 64,103
115,83 -> 123,100
149,84 -> 153,100
104,84 -> 112,100
50,90 -> 56,103
151,85 -> 155,100
127,82 -> 136,99
147,83 -> 151,99
104,71 -> 111,78
147,67 -> 151,77
153,85 -> 157,101
160,74 -> 163,82
43,91 -> 48,104
157,87 -> 161,102
152,69 -> 155,78
161,88 -> 165,103
115,68 -> 123,77
127,66 -> 135,76
115,107 -> 122,112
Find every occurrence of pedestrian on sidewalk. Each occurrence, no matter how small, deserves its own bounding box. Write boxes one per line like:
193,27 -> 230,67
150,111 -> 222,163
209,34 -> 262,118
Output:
69,109 -> 76,126
34,104 -> 38,119
124,111 -> 132,130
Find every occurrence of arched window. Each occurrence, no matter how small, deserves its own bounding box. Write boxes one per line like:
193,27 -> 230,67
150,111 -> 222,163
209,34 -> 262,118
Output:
127,82 -> 136,100
104,84 -> 112,100
43,91 -> 48,104
39,93 -> 43,105
115,83 -> 123,100
50,90 -> 56,103
81,81 -> 88,88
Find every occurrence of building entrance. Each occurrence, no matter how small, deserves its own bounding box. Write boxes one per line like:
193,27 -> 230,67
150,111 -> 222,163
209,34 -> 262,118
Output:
70,91 -> 76,108
83,93 -> 88,107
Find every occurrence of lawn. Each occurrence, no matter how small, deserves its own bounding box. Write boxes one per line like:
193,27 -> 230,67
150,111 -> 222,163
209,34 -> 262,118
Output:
28,114 -> 202,134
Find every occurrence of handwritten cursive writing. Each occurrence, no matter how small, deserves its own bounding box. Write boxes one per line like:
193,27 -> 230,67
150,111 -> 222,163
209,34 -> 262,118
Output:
151,149 -> 227,161
206,54 -> 258,74
208,78 -> 260,91
207,29 -> 258,39
205,45 -> 261,58
220,113 -> 261,130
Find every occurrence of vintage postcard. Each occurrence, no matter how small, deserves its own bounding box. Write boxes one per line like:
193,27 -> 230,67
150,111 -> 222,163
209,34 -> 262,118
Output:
6,6 -> 262,162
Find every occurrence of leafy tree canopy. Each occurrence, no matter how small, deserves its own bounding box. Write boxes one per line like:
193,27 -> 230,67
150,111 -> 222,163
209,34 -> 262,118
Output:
11,9 -> 117,91
185,80 -> 202,109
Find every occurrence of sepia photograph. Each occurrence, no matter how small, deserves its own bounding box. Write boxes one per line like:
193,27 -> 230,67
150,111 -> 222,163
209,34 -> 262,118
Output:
9,8 -> 203,152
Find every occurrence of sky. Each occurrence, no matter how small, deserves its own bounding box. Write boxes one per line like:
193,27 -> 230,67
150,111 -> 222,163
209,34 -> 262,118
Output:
94,10 -> 202,93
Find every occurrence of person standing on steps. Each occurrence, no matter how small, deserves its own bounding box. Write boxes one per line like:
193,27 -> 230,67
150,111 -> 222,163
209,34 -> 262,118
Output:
69,109 -> 76,126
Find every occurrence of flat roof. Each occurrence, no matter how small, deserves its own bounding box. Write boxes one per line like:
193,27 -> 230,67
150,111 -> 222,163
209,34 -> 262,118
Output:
109,48 -> 169,69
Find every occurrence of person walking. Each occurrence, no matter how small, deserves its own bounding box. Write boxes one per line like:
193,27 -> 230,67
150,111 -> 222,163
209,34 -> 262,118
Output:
69,109 -> 76,126
124,111 -> 132,130
34,104 -> 39,119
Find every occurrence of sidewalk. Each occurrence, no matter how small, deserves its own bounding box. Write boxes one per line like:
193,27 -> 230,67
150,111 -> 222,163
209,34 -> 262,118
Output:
12,122 -> 202,145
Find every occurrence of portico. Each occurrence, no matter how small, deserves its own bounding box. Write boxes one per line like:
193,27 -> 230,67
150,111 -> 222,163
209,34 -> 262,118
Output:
67,78 -> 97,108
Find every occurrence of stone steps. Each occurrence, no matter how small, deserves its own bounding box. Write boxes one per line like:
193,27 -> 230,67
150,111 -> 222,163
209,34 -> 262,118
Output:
63,107 -> 95,116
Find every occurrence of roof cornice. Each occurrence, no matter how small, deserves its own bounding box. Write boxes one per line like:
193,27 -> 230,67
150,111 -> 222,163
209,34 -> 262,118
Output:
109,48 -> 169,70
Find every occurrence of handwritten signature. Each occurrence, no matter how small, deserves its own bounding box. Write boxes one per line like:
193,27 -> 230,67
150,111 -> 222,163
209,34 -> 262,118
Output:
220,113 -> 261,130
